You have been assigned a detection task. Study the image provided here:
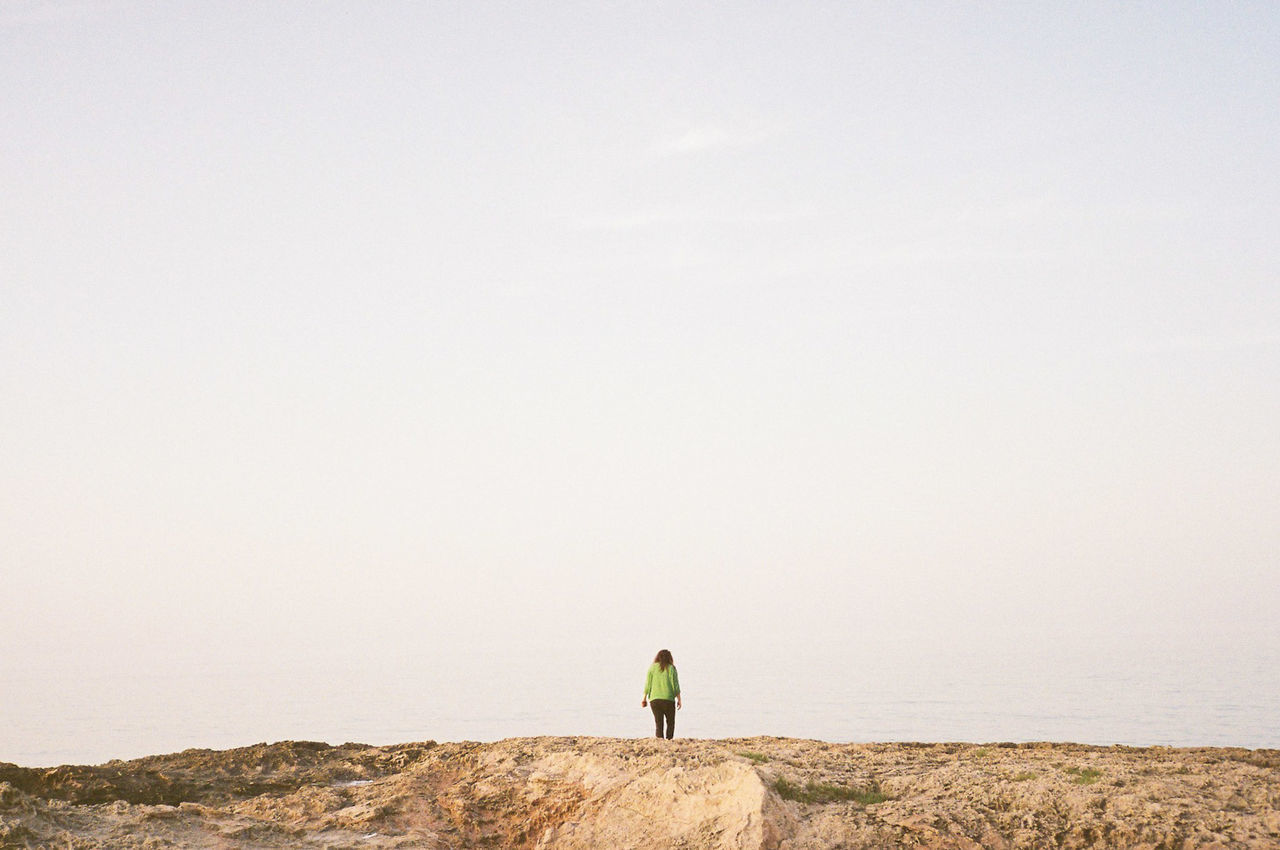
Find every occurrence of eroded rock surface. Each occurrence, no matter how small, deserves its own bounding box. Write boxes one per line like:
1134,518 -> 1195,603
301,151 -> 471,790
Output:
1,737 -> 1277,848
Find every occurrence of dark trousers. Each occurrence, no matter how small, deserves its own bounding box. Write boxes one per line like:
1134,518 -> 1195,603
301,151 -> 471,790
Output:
650,699 -> 676,739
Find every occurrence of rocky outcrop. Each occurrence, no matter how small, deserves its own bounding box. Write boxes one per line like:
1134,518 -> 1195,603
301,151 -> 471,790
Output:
1,737 -> 1277,848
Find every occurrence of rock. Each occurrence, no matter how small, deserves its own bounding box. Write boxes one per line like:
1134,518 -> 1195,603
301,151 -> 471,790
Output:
0,738 -> 1276,848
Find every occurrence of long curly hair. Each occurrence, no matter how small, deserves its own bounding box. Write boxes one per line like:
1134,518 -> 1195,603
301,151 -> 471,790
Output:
653,649 -> 674,671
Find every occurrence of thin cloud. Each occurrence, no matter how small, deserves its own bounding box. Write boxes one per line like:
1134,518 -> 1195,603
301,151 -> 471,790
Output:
570,207 -> 809,232
653,123 -> 780,156
955,197 -> 1190,227
1121,333 -> 1280,355
0,0 -> 112,27
571,209 -> 690,231
657,126 -> 737,155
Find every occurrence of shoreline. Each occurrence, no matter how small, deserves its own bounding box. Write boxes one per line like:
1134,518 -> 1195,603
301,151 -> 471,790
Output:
6,734 -> 1280,771
8,732 -> 1280,772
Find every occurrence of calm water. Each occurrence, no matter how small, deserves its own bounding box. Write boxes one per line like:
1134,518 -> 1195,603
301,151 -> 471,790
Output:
4,634 -> 1277,767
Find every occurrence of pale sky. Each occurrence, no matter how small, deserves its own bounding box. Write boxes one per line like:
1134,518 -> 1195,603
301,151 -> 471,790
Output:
3,1 -> 1278,689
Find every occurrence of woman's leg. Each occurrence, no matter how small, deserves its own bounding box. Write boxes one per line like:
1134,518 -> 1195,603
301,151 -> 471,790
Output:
650,700 -> 676,738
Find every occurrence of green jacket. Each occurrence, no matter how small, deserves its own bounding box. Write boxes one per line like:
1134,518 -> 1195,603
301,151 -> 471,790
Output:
645,662 -> 680,701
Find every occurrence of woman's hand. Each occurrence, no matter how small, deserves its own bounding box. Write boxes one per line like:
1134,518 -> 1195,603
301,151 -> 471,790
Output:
676,696 -> 682,710
641,699 -> 647,708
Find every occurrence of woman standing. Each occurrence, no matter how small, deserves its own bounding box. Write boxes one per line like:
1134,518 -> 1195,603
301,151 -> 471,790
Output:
641,649 -> 682,739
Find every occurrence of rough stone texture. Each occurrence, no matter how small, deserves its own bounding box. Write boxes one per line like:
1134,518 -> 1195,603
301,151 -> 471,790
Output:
1,737 -> 1277,848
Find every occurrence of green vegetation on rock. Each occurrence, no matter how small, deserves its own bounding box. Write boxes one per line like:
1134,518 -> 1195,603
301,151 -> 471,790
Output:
1065,766 -> 1103,785
772,776 -> 888,805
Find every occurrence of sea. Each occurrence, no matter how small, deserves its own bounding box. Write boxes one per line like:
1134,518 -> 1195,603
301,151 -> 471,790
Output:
4,631 -> 1277,767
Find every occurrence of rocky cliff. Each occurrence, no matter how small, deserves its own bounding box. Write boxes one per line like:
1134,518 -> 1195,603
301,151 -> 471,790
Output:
2,737 -> 1277,848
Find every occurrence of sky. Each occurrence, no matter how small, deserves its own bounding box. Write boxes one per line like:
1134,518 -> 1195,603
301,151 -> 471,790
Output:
2,1 -> 1278,698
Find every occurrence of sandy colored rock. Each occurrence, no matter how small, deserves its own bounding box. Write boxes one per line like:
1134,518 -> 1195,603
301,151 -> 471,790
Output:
1,737 -> 1277,848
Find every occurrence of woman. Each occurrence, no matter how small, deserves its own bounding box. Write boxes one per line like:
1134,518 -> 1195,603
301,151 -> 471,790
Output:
641,649 -> 682,739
